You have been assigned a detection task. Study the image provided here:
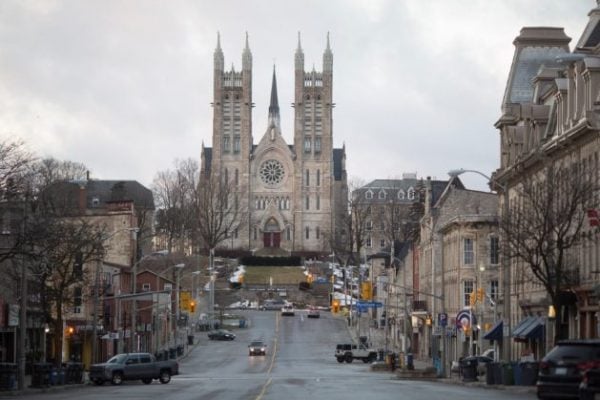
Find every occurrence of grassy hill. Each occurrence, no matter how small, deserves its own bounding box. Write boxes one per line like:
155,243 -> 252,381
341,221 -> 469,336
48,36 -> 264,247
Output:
244,266 -> 306,285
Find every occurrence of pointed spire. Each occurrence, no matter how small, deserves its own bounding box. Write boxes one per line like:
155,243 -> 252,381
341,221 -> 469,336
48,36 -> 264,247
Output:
214,31 -> 224,70
242,31 -> 252,70
323,31 -> 333,72
295,31 -> 304,70
268,65 -> 280,127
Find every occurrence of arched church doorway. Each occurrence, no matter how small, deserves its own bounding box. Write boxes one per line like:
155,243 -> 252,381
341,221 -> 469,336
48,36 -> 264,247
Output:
263,218 -> 281,248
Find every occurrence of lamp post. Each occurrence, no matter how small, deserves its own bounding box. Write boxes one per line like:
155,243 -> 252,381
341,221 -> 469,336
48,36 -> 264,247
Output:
448,168 -> 511,362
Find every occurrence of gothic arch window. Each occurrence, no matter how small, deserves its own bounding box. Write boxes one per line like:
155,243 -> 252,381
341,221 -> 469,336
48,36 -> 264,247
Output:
378,190 -> 386,200
305,169 -> 310,186
407,187 -> 415,200
305,226 -> 310,239
316,195 -> 320,210
305,195 -> 310,210
316,169 -> 320,186
398,190 -> 405,200
285,197 -> 290,209
306,95 -> 310,100
365,190 -> 373,200
316,227 -> 320,239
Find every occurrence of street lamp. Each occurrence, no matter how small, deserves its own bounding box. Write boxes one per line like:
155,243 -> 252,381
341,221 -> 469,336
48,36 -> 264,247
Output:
448,168 -> 511,362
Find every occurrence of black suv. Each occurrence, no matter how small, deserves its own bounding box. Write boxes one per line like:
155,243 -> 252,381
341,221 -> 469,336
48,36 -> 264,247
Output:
537,339 -> 600,399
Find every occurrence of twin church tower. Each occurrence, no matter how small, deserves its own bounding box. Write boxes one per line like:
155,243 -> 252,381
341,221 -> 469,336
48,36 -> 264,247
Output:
200,33 -> 347,255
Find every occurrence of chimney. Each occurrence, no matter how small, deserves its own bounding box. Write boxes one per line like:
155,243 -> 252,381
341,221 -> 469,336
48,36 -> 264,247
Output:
78,184 -> 87,213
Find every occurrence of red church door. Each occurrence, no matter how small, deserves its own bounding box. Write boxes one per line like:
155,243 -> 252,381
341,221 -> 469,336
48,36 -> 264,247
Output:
263,232 -> 281,248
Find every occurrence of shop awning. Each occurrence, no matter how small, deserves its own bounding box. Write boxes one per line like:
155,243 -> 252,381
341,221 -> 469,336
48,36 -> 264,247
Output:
483,320 -> 503,341
512,316 -> 536,337
516,317 -> 545,341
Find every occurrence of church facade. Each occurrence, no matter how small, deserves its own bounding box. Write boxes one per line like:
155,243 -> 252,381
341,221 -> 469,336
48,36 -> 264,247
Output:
200,34 -> 347,255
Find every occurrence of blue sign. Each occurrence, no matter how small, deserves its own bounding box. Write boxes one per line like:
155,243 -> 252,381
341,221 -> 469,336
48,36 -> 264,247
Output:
438,313 -> 448,327
356,301 -> 383,309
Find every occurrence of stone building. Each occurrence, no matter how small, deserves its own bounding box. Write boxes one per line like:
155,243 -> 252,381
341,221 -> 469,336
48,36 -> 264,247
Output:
494,2 -> 600,360
200,34 -> 347,256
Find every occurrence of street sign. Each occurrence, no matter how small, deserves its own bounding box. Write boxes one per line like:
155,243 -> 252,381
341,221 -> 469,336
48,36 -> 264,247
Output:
356,301 -> 383,309
438,312 -> 448,327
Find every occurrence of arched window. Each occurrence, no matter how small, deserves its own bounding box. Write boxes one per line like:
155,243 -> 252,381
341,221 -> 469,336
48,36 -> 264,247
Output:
378,190 -> 386,200
398,190 -> 405,200
407,187 -> 415,200
365,191 -> 373,200
305,227 -> 310,239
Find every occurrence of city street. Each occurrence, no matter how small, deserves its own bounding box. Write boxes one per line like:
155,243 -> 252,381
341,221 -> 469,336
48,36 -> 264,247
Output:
2,310 -> 537,400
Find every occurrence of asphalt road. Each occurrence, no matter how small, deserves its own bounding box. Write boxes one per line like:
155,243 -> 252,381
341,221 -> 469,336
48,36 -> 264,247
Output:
5,310 -> 537,400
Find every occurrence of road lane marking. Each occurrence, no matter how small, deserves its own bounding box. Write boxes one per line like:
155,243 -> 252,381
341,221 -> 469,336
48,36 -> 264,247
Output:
255,377 -> 272,400
255,311 -> 279,400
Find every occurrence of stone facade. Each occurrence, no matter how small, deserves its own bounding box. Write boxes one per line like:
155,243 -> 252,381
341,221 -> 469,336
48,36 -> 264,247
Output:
201,34 -> 347,255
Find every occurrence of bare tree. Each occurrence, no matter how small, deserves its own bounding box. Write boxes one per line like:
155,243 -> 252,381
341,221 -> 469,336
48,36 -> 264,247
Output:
194,172 -> 245,252
502,161 -> 599,344
152,168 -> 186,253
0,139 -> 34,199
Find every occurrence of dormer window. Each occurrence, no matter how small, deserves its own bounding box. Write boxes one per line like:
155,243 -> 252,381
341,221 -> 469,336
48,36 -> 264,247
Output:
365,191 -> 373,200
397,190 -> 405,200
408,187 -> 415,200
378,190 -> 386,200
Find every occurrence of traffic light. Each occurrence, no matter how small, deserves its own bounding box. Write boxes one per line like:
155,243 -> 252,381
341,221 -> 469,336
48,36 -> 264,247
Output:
361,282 -> 372,300
469,291 -> 476,306
66,326 -> 74,336
190,300 -> 196,313
477,287 -> 485,302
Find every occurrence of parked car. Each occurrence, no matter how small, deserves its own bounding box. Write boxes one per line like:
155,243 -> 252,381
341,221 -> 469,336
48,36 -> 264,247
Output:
537,339 -> 600,399
208,329 -> 236,341
88,352 -> 179,385
335,343 -> 377,364
580,364 -> 600,400
259,300 -> 285,310
307,307 -> 320,318
248,340 -> 267,356
462,355 -> 493,376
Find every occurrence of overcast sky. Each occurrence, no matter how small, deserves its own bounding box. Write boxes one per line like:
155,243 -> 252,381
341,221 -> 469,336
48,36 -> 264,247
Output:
0,1 -> 594,192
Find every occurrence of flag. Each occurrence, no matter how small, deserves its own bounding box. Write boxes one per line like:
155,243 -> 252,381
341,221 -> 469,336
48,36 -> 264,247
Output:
588,209 -> 600,227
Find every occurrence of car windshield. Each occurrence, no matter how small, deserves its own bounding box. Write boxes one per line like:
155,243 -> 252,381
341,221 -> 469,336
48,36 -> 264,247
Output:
107,354 -> 128,364
250,341 -> 264,347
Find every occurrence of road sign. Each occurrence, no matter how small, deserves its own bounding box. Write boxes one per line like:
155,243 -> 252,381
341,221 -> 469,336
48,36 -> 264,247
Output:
356,301 -> 383,308
438,312 -> 448,327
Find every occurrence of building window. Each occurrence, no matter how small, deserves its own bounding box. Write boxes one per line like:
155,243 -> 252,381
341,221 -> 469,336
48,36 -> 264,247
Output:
74,252 -> 83,279
365,191 -> 373,200
366,220 -> 372,231
73,287 -> 82,308
235,169 -> 239,186
489,236 -> 499,265
408,188 -> 415,200
233,136 -> 240,153
223,136 -> 230,152
378,190 -> 386,200
366,235 -> 372,248
234,228 -> 238,239
316,227 -> 320,239
489,280 -> 499,300
380,239 -> 385,248
305,169 -> 310,186
463,280 -> 474,307
305,227 -> 310,239
304,137 -> 311,153
316,195 -> 320,210
253,227 -> 257,240
315,137 -> 321,153
286,226 -> 291,241
463,238 -> 474,265
397,190 -> 405,200
305,195 -> 310,210
316,169 -> 321,186
142,283 -> 151,292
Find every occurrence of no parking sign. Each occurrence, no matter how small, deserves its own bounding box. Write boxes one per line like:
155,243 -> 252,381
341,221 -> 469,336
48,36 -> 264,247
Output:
438,313 -> 448,327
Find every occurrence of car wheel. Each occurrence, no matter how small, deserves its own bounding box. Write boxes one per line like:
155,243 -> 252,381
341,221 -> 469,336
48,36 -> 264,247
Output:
345,354 -> 353,363
142,378 -> 152,384
111,372 -> 123,385
159,370 -> 171,384
336,357 -> 344,363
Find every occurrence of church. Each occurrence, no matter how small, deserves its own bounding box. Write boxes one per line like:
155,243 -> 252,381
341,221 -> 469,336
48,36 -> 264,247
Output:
200,33 -> 347,256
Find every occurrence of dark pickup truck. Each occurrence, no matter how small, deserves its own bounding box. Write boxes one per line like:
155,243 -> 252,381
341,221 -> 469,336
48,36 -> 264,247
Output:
89,352 -> 179,385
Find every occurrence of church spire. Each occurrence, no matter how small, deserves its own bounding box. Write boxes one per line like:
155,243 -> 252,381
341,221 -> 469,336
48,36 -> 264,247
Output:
268,65 -> 280,127
214,31 -> 224,71
295,31 -> 304,70
323,31 -> 333,72
242,31 -> 252,70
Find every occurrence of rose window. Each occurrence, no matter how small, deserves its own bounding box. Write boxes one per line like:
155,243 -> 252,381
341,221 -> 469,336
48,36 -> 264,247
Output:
259,160 -> 285,185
